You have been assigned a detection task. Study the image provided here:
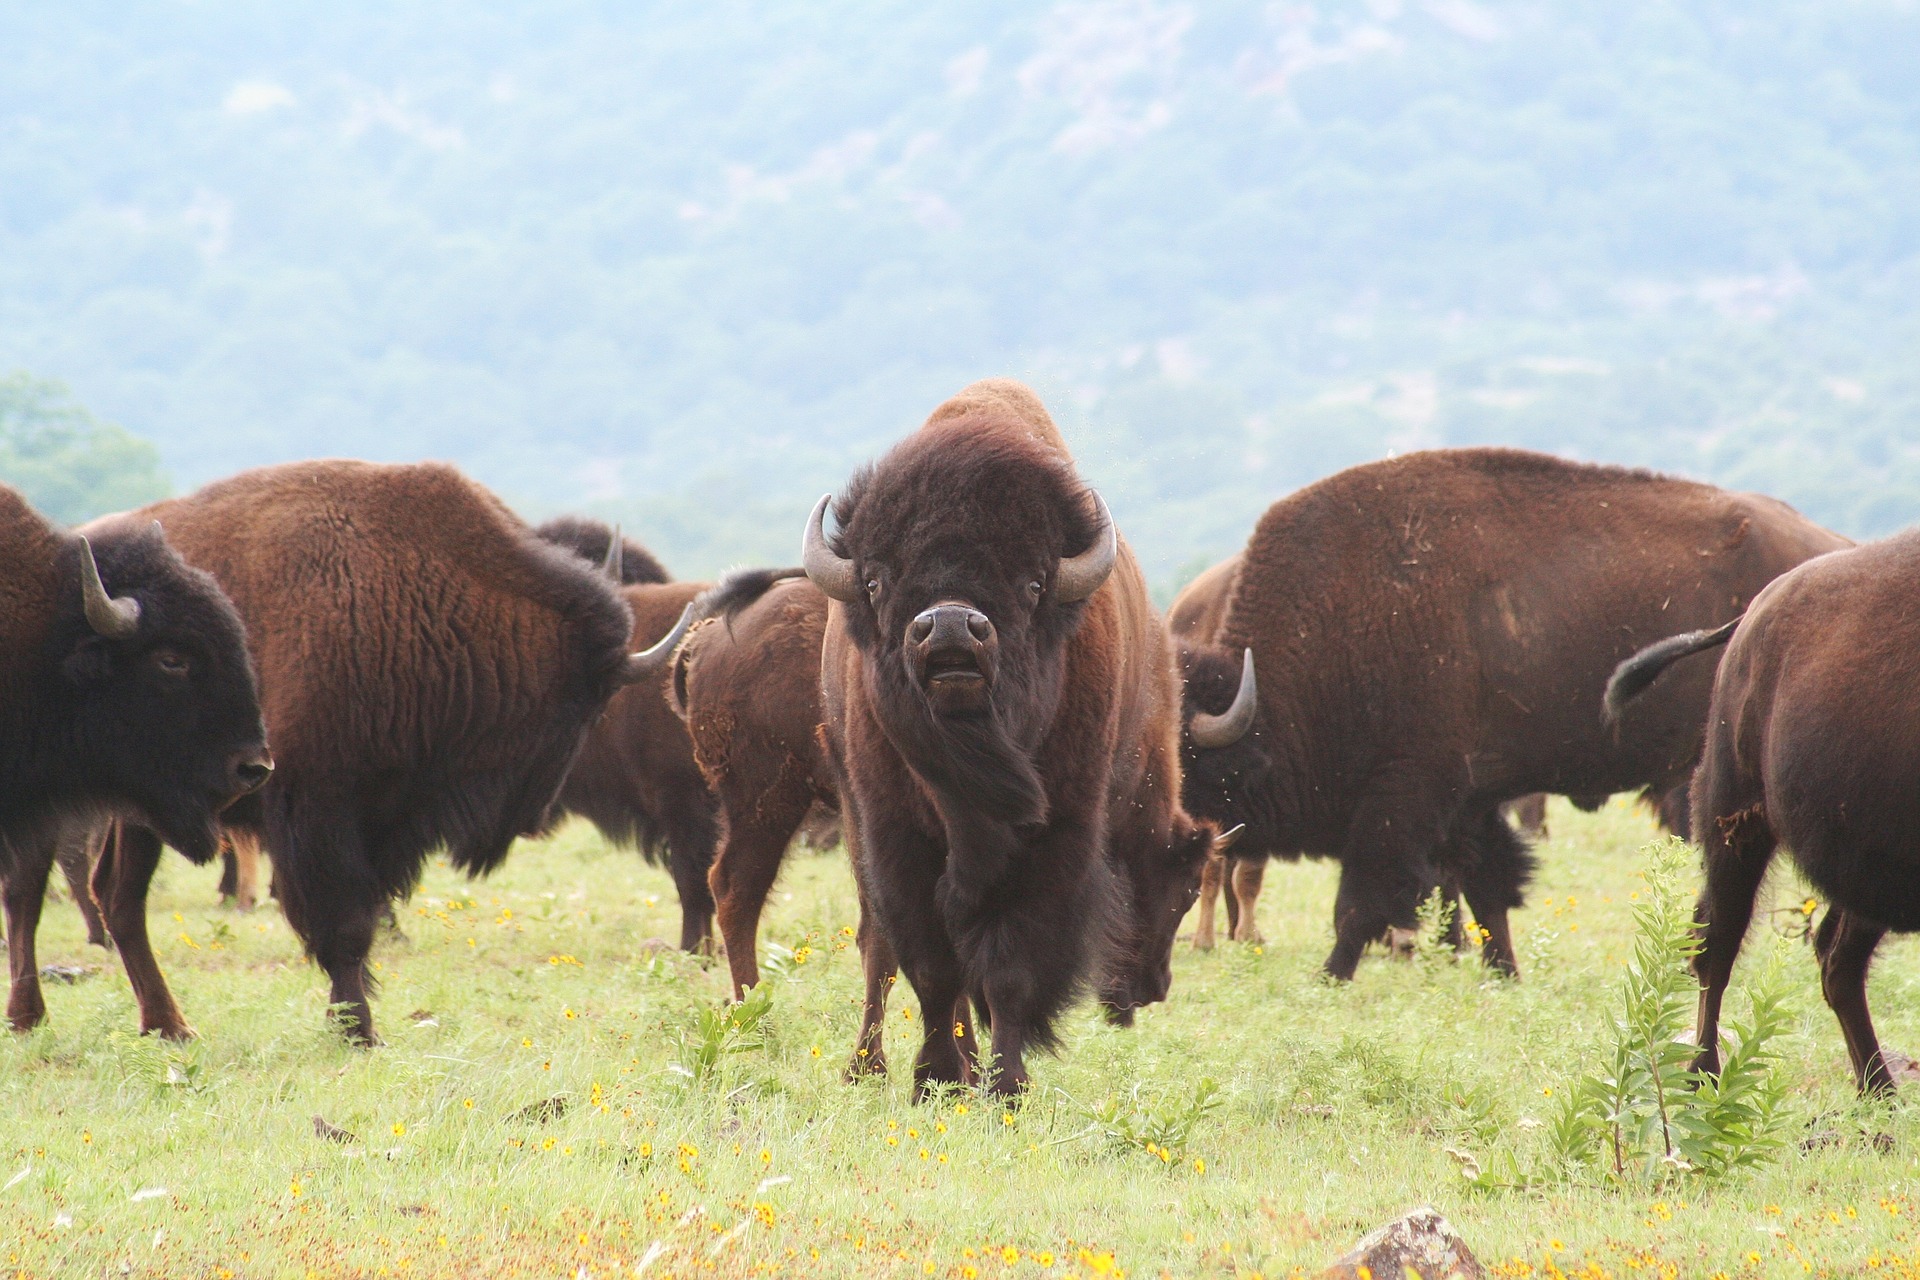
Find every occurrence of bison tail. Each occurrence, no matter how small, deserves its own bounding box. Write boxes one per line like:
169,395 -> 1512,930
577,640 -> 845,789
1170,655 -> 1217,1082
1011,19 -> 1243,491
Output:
1602,617 -> 1741,725
689,566 -> 807,626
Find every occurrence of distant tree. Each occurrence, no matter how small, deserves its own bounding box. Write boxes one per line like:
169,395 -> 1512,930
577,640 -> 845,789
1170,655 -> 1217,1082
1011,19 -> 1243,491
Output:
0,373 -> 170,525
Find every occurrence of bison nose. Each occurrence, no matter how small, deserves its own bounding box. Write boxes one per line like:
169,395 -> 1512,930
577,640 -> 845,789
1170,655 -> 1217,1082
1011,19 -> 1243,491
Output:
231,752 -> 274,795
911,604 -> 992,650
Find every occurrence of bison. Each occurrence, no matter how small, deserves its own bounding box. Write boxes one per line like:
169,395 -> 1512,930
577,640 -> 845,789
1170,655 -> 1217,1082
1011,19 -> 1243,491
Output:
670,569 -> 839,997
1605,533 -> 1910,1096
1,485 -> 270,1030
535,518 -> 716,952
1176,448 -> 1846,980
1167,556 -> 1268,950
79,460 -> 670,1043
808,379 -> 1221,1097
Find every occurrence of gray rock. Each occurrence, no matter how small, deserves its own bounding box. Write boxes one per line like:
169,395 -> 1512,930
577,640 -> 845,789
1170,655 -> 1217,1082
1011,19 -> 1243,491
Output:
1322,1207 -> 1483,1280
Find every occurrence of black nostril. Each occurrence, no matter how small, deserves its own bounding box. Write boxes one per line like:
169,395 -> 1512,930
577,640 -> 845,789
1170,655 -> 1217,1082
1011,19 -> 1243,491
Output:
966,611 -> 992,641
233,756 -> 274,792
909,612 -> 935,644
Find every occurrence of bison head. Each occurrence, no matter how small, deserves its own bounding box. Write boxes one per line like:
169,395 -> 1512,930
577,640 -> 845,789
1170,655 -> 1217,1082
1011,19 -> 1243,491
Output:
1101,820 -> 1236,1024
804,426 -> 1114,825
61,524 -> 270,861
1177,643 -> 1276,855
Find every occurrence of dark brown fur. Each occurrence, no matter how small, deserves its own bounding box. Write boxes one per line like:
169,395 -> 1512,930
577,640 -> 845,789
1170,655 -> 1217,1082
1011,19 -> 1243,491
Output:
1178,448 -> 1846,980
82,461 -> 634,1043
819,380 -> 1214,1098
1617,533 -> 1907,1095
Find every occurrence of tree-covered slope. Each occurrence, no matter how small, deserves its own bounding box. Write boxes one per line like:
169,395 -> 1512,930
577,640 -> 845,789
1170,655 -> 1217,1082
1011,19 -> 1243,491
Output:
3,2 -> 1917,578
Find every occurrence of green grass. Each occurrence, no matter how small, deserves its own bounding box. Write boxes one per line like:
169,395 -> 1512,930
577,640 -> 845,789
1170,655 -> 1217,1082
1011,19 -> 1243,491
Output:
4,800 -> 1920,1279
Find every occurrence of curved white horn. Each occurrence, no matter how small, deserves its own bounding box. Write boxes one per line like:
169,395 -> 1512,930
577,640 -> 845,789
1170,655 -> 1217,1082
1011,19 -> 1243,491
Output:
801,494 -> 860,603
1054,490 -> 1117,603
601,523 -> 625,582
620,603 -> 693,683
78,536 -> 141,639
1190,648 -> 1257,749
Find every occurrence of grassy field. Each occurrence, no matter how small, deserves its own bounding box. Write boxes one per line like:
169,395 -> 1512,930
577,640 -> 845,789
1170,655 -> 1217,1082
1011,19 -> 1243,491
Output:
3,799 -> 1919,1279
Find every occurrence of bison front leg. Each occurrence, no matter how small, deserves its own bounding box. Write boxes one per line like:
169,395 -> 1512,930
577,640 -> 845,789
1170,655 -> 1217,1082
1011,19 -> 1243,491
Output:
55,820 -> 110,948
657,794 -> 720,955
1229,858 -> 1266,944
95,824 -> 192,1039
1455,805 -> 1536,977
1192,853 -> 1224,951
221,829 -> 263,913
271,801 -> 384,1046
4,830 -> 56,1031
708,776 -> 811,998
847,902 -> 897,1080
1326,780 -> 1451,980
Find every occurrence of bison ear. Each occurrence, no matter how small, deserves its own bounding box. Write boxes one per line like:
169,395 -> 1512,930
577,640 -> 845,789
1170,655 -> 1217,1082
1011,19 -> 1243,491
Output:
62,635 -> 118,685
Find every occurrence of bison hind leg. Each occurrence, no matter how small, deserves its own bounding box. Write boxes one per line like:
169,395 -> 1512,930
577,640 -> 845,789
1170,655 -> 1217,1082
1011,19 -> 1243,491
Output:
1816,909 -> 1894,1096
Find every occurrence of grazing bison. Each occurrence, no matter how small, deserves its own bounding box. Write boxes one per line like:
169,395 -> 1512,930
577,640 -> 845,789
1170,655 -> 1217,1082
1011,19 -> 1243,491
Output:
1168,556 -> 1268,951
1605,535 -> 1910,1095
670,569 -> 838,997
0,485 -> 269,1030
81,460 -> 665,1043
809,379 -> 1221,1097
1177,448 -> 1846,980
536,519 -> 715,952
534,517 -> 671,588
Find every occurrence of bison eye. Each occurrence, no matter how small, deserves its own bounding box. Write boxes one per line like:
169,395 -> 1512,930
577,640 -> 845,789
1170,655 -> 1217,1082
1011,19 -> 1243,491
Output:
865,578 -> 881,601
153,649 -> 191,678
1026,580 -> 1043,601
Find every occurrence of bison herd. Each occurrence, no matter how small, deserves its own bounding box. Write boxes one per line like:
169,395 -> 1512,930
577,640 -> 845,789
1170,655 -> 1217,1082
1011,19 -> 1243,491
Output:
0,377 -> 1908,1098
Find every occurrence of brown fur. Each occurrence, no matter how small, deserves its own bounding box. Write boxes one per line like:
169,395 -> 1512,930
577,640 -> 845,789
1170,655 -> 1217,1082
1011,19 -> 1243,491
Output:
672,576 -> 840,998
83,460 -> 634,1043
1179,448 -> 1847,980
819,380 -> 1215,1098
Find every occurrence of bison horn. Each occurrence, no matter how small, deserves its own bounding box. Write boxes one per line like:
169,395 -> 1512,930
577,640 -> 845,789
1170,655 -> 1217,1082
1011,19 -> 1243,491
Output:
601,524 -> 625,582
619,603 -> 693,683
78,536 -> 141,639
1190,648 -> 1257,749
801,494 -> 860,603
1054,490 -> 1117,603
1212,824 -> 1246,854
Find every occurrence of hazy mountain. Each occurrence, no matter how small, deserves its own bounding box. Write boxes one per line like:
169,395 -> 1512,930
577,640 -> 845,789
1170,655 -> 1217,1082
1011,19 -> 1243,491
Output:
4,1 -> 1918,584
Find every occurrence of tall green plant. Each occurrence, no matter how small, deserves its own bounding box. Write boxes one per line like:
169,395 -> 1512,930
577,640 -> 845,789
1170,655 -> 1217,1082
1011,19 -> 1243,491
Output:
1552,839 -> 1796,1185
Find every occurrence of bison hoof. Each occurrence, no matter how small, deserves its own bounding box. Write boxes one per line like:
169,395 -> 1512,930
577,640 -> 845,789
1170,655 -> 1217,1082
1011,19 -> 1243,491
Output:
145,1021 -> 196,1042
845,1050 -> 886,1082
1191,933 -> 1215,952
